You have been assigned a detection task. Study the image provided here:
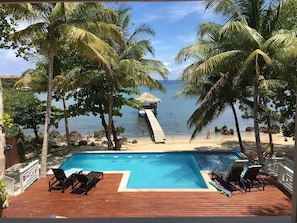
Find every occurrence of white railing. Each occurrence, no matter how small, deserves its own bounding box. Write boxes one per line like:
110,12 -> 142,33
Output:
264,157 -> 294,194
277,163 -> 294,194
19,159 -> 40,192
4,175 -> 15,196
264,157 -> 293,176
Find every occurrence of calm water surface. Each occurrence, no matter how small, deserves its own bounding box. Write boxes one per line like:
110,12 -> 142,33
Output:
34,80 -> 253,139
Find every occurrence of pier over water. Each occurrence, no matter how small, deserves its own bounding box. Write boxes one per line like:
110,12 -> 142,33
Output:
135,92 -> 165,143
144,109 -> 166,144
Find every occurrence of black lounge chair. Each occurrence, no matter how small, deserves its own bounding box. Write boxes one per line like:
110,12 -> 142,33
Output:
240,164 -> 265,192
71,171 -> 103,195
212,159 -> 249,191
48,168 -> 82,193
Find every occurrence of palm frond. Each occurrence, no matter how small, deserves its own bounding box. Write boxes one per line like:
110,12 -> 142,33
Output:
242,49 -> 273,73
190,49 -> 242,80
203,0 -> 247,23
197,22 -> 222,40
128,24 -> 155,43
219,21 -> 264,46
263,31 -> 297,56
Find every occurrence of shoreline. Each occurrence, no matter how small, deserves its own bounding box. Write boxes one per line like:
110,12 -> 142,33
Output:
90,132 -> 294,160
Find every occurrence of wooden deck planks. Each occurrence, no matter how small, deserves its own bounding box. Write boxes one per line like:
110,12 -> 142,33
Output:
2,173 -> 292,218
145,109 -> 166,143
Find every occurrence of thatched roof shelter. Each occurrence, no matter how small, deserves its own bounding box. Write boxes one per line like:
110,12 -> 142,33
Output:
135,92 -> 161,103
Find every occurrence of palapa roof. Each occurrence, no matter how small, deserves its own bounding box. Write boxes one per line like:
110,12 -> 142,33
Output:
135,92 -> 161,103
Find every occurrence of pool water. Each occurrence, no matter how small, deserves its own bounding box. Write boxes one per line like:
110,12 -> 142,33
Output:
59,151 -> 242,190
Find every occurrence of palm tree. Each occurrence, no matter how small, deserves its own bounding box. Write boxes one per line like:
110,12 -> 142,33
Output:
7,3 -> 82,177
111,9 -> 168,149
9,3 -> 126,174
52,67 -> 82,147
70,5 -> 169,150
7,2 -> 123,177
60,3 -> 124,150
260,27 -> 297,222
175,22 -> 249,152
180,0 -> 283,162
176,18 -> 276,162
14,62 -> 48,92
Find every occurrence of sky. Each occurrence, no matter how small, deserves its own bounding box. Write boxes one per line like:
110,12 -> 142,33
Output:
0,1 -> 221,80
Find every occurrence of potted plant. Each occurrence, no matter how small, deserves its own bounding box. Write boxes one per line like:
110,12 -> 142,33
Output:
0,180 -> 8,217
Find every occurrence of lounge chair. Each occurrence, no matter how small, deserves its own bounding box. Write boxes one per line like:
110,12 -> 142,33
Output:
71,171 -> 103,195
212,159 -> 249,191
240,164 -> 265,192
48,168 -> 82,193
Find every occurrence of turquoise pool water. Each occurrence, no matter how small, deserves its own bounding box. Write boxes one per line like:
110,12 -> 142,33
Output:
59,151 -> 241,190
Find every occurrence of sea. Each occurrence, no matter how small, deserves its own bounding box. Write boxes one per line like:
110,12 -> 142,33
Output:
34,80 -> 254,140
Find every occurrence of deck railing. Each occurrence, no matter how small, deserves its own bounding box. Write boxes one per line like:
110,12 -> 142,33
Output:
3,175 -> 15,208
264,157 -> 294,194
277,163 -> 293,194
264,157 -> 293,176
4,175 -> 15,196
19,159 -> 40,192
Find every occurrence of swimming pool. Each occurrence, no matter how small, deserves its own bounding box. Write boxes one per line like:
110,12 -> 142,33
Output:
59,151 -> 243,191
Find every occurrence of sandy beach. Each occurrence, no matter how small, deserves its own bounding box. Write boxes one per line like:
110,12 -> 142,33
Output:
78,132 -> 295,161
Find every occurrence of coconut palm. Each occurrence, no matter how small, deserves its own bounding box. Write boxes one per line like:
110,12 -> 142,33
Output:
112,10 -> 168,148
59,3 -> 124,150
7,2 -> 123,177
118,24 -> 168,90
180,0 -> 283,162
52,67 -> 82,147
175,22 -> 247,151
86,18 -> 168,150
7,3 -> 84,177
73,6 -> 169,150
262,27 -> 297,223
176,18 -> 276,162
258,76 -> 287,157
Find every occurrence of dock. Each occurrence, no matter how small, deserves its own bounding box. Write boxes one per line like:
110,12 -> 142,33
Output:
144,109 -> 166,143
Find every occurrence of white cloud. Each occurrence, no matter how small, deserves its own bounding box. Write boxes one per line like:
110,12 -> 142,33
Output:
164,2 -> 206,22
177,32 -> 197,44
0,49 -> 35,76
131,2 -> 216,24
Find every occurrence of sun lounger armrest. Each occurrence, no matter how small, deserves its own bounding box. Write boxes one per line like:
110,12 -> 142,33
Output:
96,171 -> 103,179
212,171 -> 227,180
49,175 -> 58,186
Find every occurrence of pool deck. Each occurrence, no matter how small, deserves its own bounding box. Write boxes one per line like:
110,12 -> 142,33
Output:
3,173 -> 292,219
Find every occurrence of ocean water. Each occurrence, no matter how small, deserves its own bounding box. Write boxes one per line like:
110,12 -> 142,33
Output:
34,80 -> 254,140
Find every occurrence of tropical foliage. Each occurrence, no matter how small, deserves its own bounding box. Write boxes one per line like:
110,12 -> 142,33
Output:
175,0 -> 297,162
3,89 -> 63,138
2,3 -> 168,177
1,0 -> 297,179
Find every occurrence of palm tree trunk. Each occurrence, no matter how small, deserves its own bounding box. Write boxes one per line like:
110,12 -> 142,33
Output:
40,32 -> 55,178
267,117 -> 274,157
230,103 -> 245,153
62,93 -> 71,147
0,78 -> 6,180
111,120 -> 121,150
262,97 -> 274,157
107,74 -> 115,150
99,104 -> 112,147
253,71 -> 263,164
